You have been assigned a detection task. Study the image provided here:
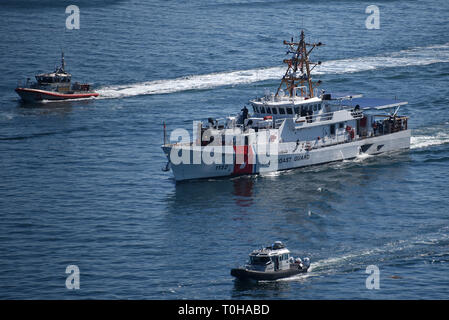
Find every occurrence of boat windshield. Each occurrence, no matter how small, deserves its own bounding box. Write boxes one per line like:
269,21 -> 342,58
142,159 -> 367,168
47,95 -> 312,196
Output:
250,256 -> 271,265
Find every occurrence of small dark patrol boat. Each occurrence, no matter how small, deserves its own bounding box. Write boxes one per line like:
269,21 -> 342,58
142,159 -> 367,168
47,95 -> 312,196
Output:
231,241 -> 310,281
15,52 -> 99,103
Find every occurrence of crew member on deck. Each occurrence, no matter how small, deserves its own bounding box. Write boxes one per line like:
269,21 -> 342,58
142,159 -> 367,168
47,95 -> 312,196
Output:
241,105 -> 249,122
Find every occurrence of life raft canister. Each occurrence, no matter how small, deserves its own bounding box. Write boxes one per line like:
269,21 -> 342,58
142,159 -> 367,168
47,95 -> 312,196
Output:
263,115 -> 273,120
346,125 -> 352,132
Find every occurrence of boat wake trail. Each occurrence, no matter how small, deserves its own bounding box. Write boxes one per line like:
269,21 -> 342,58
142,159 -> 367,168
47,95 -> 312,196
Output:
281,227 -> 449,282
411,132 -> 449,150
97,68 -> 283,99
97,43 -> 449,99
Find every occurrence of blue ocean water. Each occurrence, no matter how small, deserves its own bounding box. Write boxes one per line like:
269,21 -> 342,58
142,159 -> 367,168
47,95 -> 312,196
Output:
0,0 -> 448,299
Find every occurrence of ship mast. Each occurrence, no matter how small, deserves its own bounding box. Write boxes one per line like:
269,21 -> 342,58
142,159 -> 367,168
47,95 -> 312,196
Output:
275,30 -> 323,98
61,51 -> 66,72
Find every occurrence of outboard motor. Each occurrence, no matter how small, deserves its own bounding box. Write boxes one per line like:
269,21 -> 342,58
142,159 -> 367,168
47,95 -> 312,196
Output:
302,257 -> 311,269
322,93 -> 331,100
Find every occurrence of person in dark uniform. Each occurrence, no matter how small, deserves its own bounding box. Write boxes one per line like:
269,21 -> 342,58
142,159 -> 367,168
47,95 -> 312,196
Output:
241,105 -> 249,122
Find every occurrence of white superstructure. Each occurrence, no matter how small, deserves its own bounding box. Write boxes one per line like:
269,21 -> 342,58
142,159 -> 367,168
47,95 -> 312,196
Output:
162,31 -> 410,182
246,241 -> 293,272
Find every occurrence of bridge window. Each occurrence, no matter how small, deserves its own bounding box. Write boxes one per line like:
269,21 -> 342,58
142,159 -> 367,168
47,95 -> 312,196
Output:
279,108 -> 286,114
300,106 -> 307,117
294,107 -> 300,114
286,108 -> 293,114
266,107 -> 271,114
330,124 -> 336,135
272,108 -> 278,114
261,107 -> 265,113
250,256 -> 270,265
313,104 -> 318,111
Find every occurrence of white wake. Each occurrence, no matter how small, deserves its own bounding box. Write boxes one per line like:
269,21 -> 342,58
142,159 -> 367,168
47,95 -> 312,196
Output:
411,132 -> 449,149
97,42 -> 449,99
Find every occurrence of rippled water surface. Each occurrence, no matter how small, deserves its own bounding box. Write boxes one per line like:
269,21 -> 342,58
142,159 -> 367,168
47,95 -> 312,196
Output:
0,0 -> 448,299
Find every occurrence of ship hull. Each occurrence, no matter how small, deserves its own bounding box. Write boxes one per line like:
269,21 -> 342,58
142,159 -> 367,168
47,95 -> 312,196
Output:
162,129 -> 411,181
231,267 -> 308,281
15,88 -> 99,103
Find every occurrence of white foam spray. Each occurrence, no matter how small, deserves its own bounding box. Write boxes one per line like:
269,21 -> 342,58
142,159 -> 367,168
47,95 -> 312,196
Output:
411,132 -> 449,149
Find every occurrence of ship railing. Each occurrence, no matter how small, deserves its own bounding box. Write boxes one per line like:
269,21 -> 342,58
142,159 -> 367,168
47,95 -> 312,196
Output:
16,78 -> 32,88
202,117 -> 228,129
275,118 -> 285,128
371,115 -> 409,136
294,111 -> 335,124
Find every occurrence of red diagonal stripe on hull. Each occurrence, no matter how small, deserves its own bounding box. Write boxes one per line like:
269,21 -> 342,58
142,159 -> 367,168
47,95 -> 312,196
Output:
233,145 -> 254,175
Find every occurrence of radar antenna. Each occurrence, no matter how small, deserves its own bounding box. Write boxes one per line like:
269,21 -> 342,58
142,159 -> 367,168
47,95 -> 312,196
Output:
61,50 -> 66,72
275,30 -> 323,98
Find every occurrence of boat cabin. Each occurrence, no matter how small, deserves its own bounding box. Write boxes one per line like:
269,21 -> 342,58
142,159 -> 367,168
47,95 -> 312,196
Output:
247,241 -> 292,272
250,93 -> 327,121
35,72 -> 71,84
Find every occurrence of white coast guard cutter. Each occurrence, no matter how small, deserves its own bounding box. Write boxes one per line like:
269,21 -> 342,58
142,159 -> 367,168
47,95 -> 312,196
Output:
162,30 -> 410,181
